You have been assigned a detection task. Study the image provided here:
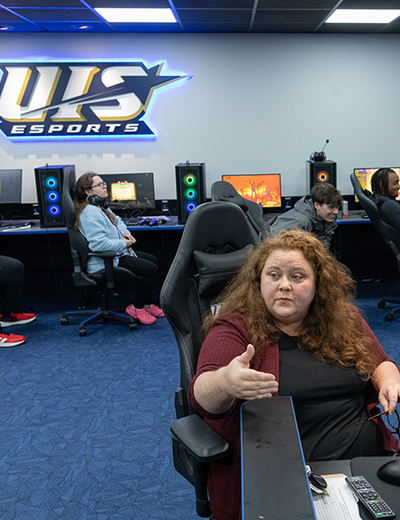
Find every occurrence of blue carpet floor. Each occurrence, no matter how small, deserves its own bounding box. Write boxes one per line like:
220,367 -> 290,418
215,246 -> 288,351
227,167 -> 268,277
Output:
0,281 -> 399,519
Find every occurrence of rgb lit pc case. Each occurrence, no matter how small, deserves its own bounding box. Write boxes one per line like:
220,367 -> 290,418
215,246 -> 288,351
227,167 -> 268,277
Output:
34,165 -> 76,227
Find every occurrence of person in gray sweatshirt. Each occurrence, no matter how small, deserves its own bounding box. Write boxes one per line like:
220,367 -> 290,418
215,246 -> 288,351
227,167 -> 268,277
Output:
269,182 -> 343,249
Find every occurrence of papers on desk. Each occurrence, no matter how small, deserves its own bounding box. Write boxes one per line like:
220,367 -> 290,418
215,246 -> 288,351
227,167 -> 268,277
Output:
312,474 -> 361,520
0,224 -> 31,231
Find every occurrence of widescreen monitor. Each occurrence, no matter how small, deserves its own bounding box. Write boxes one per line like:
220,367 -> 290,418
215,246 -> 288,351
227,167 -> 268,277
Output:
0,169 -> 22,204
100,172 -> 155,212
222,173 -> 282,208
354,167 -> 400,202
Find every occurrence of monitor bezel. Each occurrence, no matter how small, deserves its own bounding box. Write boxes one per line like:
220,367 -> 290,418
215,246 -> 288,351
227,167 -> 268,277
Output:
0,169 -> 22,204
100,172 -> 156,212
221,173 -> 282,209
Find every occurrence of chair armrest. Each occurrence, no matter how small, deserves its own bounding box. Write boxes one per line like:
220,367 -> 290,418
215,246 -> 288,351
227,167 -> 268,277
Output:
88,250 -> 125,259
170,414 -> 230,462
88,250 -> 125,289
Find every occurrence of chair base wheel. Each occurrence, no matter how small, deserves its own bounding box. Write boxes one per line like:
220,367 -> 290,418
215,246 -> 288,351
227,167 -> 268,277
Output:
385,314 -> 394,322
79,327 -> 87,336
377,301 -> 386,309
61,316 -> 69,325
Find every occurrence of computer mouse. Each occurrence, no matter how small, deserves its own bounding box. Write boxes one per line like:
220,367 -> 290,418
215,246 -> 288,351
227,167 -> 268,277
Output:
27,221 -> 36,226
138,219 -> 147,226
148,218 -> 158,226
377,459 -> 400,486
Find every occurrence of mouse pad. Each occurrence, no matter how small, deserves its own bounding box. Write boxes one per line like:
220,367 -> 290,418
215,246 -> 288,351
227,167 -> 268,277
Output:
351,457 -> 400,519
241,396 -> 316,520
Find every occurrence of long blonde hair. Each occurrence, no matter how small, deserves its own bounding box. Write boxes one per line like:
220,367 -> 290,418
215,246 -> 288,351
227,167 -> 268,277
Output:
205,229 -> 379,378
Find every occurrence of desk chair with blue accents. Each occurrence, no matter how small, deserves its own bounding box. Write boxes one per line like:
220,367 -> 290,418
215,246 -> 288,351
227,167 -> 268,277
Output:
60,166 -> 139,336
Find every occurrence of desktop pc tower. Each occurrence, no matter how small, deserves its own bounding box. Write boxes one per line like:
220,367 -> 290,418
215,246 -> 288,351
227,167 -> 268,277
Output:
307,160 -> 337,190
34,165 -> 76,227
175,162 -> 206,224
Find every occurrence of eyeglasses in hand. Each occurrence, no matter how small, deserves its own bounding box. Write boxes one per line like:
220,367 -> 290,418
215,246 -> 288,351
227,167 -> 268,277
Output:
356,409 -> 399,455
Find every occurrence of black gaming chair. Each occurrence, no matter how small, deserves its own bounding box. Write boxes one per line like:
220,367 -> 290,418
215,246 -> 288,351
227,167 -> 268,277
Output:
160,201 -> 259,518
211,180 -> 267,236
350,172 -> 400,321
61,167 -> 139,336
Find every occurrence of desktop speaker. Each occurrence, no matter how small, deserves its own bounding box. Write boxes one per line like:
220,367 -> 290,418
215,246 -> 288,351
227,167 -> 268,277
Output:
308,160 -> 337,189
34,165 -> 76,227
175,162 -> 206,223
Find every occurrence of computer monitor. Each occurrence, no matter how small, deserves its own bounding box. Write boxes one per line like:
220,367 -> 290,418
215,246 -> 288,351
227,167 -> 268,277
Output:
354,167 -> 400,202
0,169 -> 22,204
221,173 -> 282,208
100,172 -> 156,212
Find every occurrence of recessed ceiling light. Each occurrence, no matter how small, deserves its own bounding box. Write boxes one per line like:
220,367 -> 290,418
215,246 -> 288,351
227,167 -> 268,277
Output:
71,24 -> 93,30
95,8 -> 176,24
326,9 -> 400,24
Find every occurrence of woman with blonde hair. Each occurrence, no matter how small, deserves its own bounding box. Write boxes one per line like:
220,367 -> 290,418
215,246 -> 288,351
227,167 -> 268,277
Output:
189,228 -> 400,520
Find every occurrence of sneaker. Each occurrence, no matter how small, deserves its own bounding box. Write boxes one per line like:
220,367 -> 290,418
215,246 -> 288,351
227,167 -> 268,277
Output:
0,312 -> 36,328
125,304 -> 156,325
145,304 -> 165,318
0,331 -> 26,347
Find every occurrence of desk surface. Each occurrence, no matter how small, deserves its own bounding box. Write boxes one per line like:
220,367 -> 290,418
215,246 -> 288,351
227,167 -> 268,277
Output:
0,217 -> 183,235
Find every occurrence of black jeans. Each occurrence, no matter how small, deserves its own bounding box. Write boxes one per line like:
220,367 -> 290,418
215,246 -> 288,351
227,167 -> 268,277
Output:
0,255 -> 25,315
118,251 -> 160,308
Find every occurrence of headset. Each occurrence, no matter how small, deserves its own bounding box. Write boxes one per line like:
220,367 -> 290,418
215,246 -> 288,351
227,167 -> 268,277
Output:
86,194 -> 103,207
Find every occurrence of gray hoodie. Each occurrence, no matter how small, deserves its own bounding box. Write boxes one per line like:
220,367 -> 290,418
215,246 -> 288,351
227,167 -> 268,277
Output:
269,195 -> 337,248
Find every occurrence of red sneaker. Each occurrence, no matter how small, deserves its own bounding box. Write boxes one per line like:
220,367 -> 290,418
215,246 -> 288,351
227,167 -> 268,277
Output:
0,330 -> 26,347
0,312 -> 36,328
145,305 -> 165,318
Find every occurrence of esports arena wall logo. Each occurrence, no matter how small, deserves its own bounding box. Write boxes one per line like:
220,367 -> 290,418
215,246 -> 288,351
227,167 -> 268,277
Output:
0,61 -> 188,139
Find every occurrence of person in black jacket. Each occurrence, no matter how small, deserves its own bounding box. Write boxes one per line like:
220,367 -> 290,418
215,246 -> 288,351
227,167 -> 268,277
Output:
369,168 -> 400,230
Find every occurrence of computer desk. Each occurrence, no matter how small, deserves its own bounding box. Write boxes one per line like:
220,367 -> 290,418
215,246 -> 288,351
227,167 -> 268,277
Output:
311,457 -> 400,520
241,398 -> 400,520
333,211 -> 398,280
0,218 -> 184,291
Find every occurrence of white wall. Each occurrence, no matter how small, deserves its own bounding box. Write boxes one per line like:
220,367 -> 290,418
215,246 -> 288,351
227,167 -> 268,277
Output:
1,32 -> 400,203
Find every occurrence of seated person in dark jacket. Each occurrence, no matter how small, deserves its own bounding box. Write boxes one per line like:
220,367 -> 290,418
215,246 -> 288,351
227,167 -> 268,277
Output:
369,168 -> 400,230
269,182 -> 343,249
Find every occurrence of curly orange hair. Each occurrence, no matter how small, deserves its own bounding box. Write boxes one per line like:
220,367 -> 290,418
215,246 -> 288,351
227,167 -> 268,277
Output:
206,229 -> 379,378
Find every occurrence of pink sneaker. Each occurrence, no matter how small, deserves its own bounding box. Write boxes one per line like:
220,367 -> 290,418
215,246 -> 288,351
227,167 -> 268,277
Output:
145,305 -> 165,318
125,304 -> 156,325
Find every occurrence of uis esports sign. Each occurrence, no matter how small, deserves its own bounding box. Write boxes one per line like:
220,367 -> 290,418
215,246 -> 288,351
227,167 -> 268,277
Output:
0,61 -> 189,139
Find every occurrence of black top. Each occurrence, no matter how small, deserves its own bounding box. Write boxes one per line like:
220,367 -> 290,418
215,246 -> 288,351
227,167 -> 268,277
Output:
278,333 -> 385,461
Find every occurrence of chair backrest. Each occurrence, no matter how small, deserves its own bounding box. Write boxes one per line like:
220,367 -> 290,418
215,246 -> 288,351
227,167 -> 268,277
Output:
211,180 -> 266,234
350,173 -> 400,257
62,168 -> 92,276
160,201 -> 259,418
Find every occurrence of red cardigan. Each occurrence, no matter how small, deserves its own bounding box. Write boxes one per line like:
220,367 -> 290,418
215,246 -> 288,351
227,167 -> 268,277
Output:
189,311 -> 398,520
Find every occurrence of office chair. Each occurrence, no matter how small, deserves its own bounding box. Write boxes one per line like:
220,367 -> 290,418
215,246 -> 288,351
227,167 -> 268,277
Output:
60,167 -> 139,336
350,172 -> 400,321
211,180 -> 267,236
160,201 -> 259,517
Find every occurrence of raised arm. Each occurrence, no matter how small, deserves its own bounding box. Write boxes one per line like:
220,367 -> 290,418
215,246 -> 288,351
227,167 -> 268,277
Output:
193,344 -> 278,415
